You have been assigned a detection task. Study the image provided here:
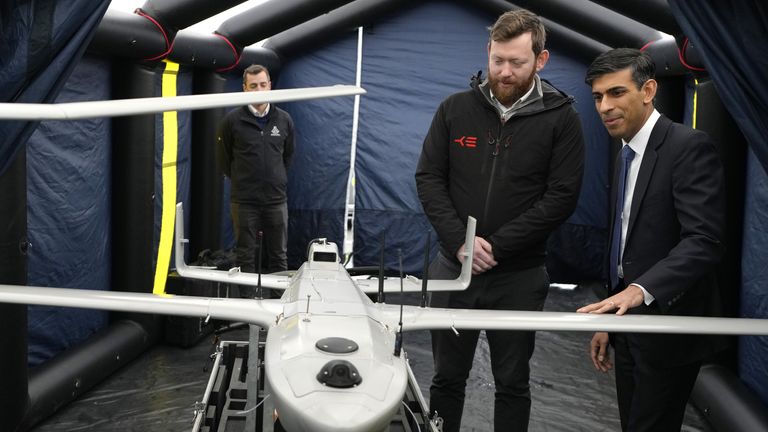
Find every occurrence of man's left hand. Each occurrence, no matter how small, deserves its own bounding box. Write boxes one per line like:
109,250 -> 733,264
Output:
457,236 -> 497,275
576,283 -> 645,315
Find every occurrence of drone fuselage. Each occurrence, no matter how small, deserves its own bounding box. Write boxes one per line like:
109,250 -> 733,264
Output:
265,240 -> 407,432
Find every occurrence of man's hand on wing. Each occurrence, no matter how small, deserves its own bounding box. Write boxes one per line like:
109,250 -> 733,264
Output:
457,236 -> 498,275
577,284 -> 645,316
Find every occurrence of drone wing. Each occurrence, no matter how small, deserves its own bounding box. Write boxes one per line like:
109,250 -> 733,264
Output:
174,203 -> 291,290
0,284 -> 282,328
354,217 -> 477,294
376,304 -> 768,336
0,85 -> 365,120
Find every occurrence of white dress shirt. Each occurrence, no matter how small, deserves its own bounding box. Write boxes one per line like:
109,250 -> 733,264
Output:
248,103 -> 270,117
619,109 -> 661,305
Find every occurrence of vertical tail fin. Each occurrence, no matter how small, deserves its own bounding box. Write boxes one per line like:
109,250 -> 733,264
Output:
174,203 -> 190,275
456,216 -> 477,289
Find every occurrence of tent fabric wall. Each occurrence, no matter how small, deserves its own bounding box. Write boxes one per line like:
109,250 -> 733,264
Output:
352,3 -> 490,275
26,58 -> 194,365
0,0 -> 110,176
739,148 -> 768,405
26,55 -> 111,366
270,36 -> 358,269
265,2 -> 609,277
667,0 -> 768,406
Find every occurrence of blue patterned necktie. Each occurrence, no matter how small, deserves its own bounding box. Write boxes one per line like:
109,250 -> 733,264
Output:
609,145 -> 635,290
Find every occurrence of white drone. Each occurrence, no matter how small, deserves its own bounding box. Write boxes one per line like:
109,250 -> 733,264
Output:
1,85 -> 766,432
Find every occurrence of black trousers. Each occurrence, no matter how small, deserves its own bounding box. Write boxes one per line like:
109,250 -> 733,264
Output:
428,253 -> 549,432
613,333 -> 702,432
231,202 -> 288,274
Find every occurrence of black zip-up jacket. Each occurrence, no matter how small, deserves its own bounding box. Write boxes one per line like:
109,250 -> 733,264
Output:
415,76 -> 585,272
217,105 -> 295,205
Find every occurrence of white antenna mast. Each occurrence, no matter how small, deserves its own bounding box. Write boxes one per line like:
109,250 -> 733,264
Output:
342,26 -> 365,266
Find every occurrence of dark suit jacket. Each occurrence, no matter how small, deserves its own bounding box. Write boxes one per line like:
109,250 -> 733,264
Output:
609,114 -> 727,367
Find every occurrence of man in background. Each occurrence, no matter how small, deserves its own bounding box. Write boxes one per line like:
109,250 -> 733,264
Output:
217,64 -> 294,287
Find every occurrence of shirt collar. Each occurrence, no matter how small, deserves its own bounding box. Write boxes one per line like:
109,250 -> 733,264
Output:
248,103 -> 270,118
623,109 -> 660,158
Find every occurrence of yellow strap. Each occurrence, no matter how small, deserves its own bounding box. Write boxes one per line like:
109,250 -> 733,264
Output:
692,77 -> 699,130
153,60 -> 179,295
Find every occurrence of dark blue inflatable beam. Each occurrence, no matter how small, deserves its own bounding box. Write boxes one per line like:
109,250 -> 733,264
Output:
263,0 -> 412,60
138,0 -> 285,71
589,0 -> 680,36
216,0 -> 358,50
470,0 -> 611,60
22,320 -> 156,430
139,0 -> 246,31
692,364 -> 768,432
262,0 -> 609,62
508,0 -> 661,48
0,149 -> 28,432
111,62 -> 158,298
89,10 -> 170,60
692,80 -> 746,322
88,10 -> 280,71
170,33 -> 282,73
189,71 -> 228,257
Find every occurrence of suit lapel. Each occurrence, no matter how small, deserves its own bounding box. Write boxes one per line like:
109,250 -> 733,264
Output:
626,116 -> 671,242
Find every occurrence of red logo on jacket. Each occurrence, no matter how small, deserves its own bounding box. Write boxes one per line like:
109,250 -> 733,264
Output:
454,136 -> 477,148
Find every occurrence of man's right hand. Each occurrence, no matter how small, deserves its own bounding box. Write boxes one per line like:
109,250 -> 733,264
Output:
589,331 -> 612,372
457,236 -> 497,275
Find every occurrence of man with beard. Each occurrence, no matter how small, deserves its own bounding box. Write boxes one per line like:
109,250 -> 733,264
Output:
415,9 -> 584,432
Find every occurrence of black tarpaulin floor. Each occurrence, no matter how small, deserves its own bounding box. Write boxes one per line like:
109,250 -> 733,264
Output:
31,285 -> 713,431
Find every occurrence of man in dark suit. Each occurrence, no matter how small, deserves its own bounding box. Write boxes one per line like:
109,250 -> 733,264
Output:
577,48 -> 727,431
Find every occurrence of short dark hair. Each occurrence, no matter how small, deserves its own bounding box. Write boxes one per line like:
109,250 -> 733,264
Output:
585,48 -> 655,89
488,9 -> 546,57
243,64 -> 270,84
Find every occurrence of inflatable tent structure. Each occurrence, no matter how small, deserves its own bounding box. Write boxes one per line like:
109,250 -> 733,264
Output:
1,0 -> 767,430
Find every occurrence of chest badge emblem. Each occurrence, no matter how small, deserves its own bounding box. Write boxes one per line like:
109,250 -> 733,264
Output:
453,136 -> 477,148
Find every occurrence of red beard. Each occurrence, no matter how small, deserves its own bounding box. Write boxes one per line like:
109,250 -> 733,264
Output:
489,68 -> 536,106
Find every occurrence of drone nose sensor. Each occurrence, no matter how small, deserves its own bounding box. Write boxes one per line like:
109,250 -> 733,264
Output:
316,360 -> 362,388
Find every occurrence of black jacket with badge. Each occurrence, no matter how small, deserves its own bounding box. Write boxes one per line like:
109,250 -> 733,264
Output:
416,75 -> 584,272
217,105 -> 295,205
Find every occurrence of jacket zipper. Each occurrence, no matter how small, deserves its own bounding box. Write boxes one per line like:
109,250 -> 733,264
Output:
260,126 -> 266,202
483,125 -> 503,223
